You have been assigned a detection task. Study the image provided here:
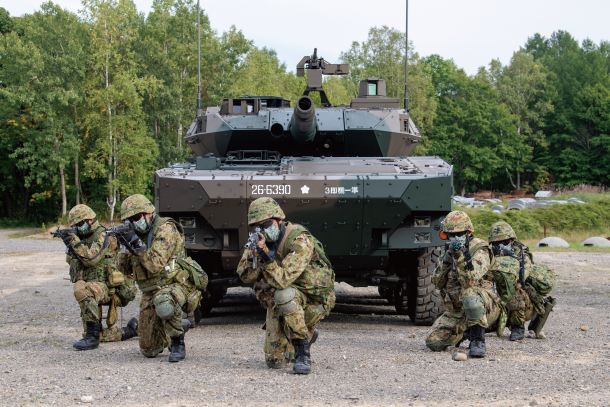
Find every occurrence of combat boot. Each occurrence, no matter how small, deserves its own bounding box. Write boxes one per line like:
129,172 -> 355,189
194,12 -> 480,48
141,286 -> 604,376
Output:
73,321 -> 101,351
121,317 -> 138,341
509,324 -> 525,341
292,338 -> 311,375
168,319 -> 191,352
168,334 -> 186,362
468,324 -> 486,358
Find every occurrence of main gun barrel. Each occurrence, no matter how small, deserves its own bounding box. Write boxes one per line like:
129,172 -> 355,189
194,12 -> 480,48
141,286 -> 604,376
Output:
290,95 -> 317,143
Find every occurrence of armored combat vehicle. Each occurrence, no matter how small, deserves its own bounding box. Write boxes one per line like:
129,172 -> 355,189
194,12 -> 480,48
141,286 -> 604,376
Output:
155,49 -> 453,325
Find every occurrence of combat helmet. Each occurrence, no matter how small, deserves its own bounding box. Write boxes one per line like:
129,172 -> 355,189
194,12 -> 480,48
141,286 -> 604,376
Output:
121,194 -> 155,221
68,204 -> 96,227
488,221 -> 517,243
442,211 -> 473,233
247,197 -> 286,225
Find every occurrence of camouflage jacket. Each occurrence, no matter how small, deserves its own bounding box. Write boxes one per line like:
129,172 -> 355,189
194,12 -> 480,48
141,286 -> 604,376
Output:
237,225 -> 335,305
66,221 -> 119,283
486,256 -> 522,305
433,237 -> 494,295
116,217 -> 194,292
512,241 -> 534,275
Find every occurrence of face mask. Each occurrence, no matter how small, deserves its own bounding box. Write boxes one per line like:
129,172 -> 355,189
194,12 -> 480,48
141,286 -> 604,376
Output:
448,234 -> 468,251
133,216 -> 149,233
262,223 -> 280,242
493,243 -> 513,257
76,222 -> 91,236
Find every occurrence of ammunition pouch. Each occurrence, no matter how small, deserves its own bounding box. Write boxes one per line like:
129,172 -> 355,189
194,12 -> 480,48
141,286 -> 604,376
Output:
107,268 -> 125,287
462,295 -> 485,321
176,256 -> 208,290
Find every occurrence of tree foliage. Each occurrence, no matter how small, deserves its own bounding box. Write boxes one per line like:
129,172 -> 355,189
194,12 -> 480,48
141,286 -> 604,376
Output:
2,3 -> 610,223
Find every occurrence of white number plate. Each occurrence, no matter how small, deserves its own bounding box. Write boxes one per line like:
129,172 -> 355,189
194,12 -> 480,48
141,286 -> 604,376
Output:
251,184 -> 291,195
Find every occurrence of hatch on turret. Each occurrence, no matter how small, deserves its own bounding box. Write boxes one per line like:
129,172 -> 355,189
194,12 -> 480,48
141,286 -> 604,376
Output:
350,78 -> 400,109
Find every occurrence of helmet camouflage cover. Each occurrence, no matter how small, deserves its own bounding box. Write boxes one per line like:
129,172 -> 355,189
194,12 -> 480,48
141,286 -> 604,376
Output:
121,194 -> 155,221
68,204 -> 96,226
247,197 -> 285,225
488,221 -> 517,242
443,210 -> 474,233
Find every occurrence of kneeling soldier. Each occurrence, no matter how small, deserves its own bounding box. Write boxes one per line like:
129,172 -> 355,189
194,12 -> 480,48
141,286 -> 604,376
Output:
488,222 -> 556,340
116,195 -> 207,362
237,197 -> 335,374
425,211 -> 505,358
60,205 -> 138,351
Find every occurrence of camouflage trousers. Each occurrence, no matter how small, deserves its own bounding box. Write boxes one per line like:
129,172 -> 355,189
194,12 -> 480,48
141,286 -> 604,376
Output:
74,281 -> 122,342
138,284 -> 194,357
425,286 -> 504,351
508,286 -> 537,327
264,288 -> 335,366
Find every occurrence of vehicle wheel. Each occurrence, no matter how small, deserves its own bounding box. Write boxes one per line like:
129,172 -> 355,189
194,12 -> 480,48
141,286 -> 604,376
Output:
193,287 -> 227,324
378,286 -> 396,304
407,247 -> 444,326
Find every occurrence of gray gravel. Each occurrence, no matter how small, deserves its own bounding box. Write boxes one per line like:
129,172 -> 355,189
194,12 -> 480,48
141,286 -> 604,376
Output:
0,229 -> 65,253
1,232 -> 609,406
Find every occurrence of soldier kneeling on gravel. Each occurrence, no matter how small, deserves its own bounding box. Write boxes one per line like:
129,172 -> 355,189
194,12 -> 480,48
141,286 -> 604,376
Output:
61,205 -> 138,351
116,195 -> 207,362
425,211 -> 505,358
237,197 -> 335,374
488,222 -> 556,340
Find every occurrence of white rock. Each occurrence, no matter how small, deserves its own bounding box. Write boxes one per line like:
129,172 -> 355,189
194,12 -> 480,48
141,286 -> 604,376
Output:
452,352 -> 467,361
81,396 -> 93,403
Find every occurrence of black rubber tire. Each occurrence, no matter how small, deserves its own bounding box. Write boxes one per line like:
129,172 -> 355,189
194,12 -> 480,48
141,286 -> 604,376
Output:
194,287 -> 227,323
378,286 -> 396,304
407,247 -> 444,326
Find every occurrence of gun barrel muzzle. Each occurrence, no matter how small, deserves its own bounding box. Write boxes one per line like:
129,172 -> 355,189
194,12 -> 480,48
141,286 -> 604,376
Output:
290,96 -> 317,143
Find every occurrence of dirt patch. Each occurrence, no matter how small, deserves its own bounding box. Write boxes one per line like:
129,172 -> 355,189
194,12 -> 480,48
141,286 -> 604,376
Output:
0,250 -> 609,406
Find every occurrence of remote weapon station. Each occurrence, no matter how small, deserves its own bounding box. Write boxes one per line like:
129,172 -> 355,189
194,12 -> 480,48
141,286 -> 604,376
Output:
155,1 -> 453,325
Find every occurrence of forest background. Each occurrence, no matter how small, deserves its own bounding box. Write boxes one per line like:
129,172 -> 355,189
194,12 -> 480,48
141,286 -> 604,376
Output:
1,0 -> 610,225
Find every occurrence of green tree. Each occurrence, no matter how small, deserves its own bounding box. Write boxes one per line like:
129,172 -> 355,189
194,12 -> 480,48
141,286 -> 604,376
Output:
339,26 -> 437,152
424,56 -> 523,195
484,50 -> 554,190
81,0 -> 158,221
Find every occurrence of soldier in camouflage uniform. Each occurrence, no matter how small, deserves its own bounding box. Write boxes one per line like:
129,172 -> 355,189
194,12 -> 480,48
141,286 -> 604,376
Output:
425,211 -> 505,358
63,205 -> 138,351
488,222 -> 556,340
237,197 -> 335,374
116,195 -> 207,362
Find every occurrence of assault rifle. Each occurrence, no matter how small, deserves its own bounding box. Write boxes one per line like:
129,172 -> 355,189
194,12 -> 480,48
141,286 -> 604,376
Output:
245,226 -> 262,269
445,235 -> 474,271
108,221 -> 147,255
50,226 -> 81,259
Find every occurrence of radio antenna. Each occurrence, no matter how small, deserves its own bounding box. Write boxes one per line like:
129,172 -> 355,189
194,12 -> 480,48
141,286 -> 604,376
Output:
196,0 -> 202,116
404,0 -> 409,111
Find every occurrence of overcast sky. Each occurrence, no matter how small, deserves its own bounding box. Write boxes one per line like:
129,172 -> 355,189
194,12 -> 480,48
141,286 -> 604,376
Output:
6,0 -> 610,75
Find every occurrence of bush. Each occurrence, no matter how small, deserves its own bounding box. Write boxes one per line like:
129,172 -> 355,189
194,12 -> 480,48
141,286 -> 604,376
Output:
468,197 -> 610,240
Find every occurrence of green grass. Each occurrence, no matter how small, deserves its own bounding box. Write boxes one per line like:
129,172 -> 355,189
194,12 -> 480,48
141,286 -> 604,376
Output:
0,219 -> 40,229
465,196 -> 610,242
527,241 -> 610,253
7,230 -> 41,239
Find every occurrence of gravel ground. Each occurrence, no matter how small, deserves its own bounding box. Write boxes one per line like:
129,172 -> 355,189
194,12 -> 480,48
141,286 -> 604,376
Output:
1,231 -> 609,407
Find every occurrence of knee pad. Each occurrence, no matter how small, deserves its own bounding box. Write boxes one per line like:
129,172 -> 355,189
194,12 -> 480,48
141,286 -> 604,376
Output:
274,287 -> 297,314
426,339 -> 451,352
152,293 -> 179,320
73,280 -> 91,302
462,295 -> 485,321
